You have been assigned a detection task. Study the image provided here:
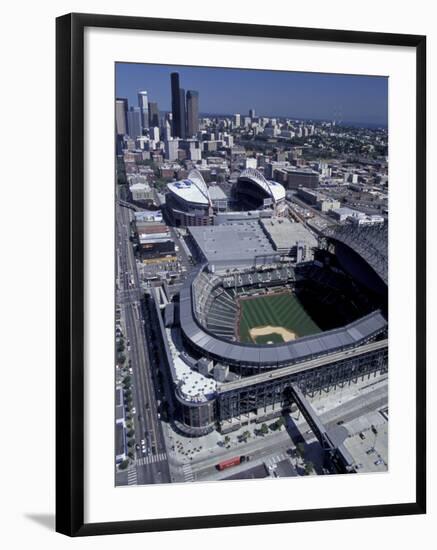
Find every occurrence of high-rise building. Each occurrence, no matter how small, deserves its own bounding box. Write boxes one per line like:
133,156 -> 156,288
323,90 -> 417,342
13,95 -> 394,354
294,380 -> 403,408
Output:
127,106 -> 142,138
186,90 -> 199,137
150,126 -> 160,142
165,138 -> 179,161
164,120 -> 172,140
179,88 -> 186,138
115,98 -> 128,135
234,113 -> 241,127
137,90 -> 149,133
148,102 -> 160,128
171,72 -> 186,138
249,108 -> 256,118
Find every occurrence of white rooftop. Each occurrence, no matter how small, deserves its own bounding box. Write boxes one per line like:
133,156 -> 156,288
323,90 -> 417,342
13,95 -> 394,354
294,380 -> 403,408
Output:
238,168 -> 285,203
165,328 -> 216,403
167,169 -> 211,206
129,182 -> 150,190
267,179 -> 286,202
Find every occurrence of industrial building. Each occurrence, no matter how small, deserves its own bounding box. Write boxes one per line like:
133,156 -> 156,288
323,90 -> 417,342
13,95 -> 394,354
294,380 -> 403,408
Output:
283,168 -> 319,189
298,187 -> 341,212
260,218 -> 318,261
331,207 -> 385,226
135,217 -> 175,260
187,221 -> 278,272
129,181 -> 153,202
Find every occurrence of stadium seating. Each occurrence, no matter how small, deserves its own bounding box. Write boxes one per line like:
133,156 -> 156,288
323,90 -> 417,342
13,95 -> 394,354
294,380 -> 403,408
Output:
191,264 -> 297,342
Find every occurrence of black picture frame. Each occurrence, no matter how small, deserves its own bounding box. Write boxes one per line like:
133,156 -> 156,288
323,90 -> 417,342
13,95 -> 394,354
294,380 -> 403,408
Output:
56,12 -> 426,537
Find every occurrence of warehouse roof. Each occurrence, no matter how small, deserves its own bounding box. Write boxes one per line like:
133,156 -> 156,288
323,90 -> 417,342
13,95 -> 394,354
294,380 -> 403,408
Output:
260,218 -> 317,251
188,222 -> 277,265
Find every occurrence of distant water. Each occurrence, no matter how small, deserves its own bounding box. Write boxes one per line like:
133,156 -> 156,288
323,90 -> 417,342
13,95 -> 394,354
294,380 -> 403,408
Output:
199,112 -> 387,130
337,121 -> 387,130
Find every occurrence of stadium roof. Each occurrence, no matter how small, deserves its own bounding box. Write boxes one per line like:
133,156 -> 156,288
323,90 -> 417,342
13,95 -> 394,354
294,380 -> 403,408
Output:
179,266 -> 388,369
167,169 -> 211,206
238,168 -> 286,203
323,224 -> 388,284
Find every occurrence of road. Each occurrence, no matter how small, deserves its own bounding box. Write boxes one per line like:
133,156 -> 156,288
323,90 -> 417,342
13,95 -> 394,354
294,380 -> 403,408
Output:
187,382 -> 387,481
115,195 -> 170,485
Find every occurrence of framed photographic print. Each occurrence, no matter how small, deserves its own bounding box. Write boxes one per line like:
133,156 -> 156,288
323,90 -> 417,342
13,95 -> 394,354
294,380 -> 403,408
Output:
56,13 -> 426,536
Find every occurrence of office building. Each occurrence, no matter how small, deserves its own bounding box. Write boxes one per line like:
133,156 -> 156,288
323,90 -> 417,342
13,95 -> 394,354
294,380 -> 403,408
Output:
165,138 -> 179,161
178,88 -> 186,138
148,101 -> 159,127
286,169 -> 319,189
186,90 -> 199,137
150,126 -> 160,142
115,98 -> 128,136
127,107 -> 142,139
171,72 -> 186,138
137,90 -> 149,133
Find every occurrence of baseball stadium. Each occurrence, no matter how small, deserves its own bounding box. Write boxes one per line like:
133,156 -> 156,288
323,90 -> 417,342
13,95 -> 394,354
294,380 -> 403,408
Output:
147,170 -> 388,437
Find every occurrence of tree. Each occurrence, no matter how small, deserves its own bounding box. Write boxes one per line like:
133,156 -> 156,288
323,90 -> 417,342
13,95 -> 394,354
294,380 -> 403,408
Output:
118,459 -> 129,470
260,423 -> 269,436
296,442 -> 305,458
224,436 -> 231,446
304,461 -> 315,476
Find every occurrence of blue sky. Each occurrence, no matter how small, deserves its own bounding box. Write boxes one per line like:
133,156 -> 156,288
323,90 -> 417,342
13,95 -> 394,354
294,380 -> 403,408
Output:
116,63 -> 388,126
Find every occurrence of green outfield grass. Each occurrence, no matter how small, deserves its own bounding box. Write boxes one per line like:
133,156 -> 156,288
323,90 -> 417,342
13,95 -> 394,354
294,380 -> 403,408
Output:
238,291 -> 321,344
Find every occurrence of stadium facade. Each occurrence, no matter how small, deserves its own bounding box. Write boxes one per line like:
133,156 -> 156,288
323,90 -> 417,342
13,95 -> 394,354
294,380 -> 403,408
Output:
148,221 -> 389,436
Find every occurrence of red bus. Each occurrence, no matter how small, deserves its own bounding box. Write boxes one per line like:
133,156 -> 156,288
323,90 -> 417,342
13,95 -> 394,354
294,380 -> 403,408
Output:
216,456 -> 247,471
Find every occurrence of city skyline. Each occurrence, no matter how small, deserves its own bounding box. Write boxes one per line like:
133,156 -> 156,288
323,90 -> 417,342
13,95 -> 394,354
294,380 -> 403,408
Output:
116,63 -> 388,126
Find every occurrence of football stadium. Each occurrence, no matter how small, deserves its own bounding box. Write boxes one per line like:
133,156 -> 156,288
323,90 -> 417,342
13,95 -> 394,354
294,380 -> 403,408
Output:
165,167 -> 287,227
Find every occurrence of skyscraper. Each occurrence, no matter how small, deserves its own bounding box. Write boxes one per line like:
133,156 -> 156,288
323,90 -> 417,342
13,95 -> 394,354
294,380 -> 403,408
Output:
137,90 -> 149,133
127,107 -> 142,138
186,90 -> 199,137
148,102 -> 160,128
115,98 -> 128,135
171,72 -> 186,138
179,88 -> 186,139
234,113 -> 241,127
249,108 -> 256,118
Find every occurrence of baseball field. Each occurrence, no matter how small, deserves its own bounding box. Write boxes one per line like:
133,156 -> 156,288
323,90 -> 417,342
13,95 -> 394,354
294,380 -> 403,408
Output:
238,291 -> 321,344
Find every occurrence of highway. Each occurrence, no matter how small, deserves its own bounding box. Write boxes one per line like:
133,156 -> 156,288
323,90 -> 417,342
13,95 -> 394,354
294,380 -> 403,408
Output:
116,194 -> 170,485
